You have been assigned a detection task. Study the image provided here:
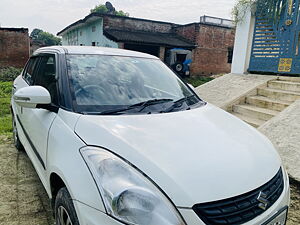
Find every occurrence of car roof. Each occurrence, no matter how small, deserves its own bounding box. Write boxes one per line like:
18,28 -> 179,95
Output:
34,46 -> 158,59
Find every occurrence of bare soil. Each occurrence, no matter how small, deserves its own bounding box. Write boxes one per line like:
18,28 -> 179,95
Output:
0,143 -> 53,225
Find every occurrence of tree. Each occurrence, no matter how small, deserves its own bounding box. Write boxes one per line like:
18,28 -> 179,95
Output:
30,28 -> 43,40
115,10 -> 129,17
38,32 -> 61,46
90,4 -> 109,14
30,29 -> 61,46
90,2 -> 129,17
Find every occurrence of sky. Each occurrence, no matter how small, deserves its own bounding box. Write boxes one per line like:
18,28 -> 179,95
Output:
0,0 -> 236,35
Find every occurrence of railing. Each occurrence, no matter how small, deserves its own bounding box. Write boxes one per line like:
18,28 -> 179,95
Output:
200,15 -> 234,28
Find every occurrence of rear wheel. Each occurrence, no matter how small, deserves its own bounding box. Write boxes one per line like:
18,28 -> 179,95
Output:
173,62 -> 184,73
55,187 -> 80,225
12,115 -> 24,151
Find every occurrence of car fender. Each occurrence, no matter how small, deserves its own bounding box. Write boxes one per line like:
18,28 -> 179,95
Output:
47,110 -> 106,212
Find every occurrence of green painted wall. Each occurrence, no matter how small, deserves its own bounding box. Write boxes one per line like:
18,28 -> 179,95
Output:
61,18 -> 118,48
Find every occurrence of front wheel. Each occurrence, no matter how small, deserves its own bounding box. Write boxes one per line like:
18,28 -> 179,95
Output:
12,114 -> 24,151
55,187 -> 80,225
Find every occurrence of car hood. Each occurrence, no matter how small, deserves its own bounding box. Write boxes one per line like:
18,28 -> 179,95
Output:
74,103 -> 282,207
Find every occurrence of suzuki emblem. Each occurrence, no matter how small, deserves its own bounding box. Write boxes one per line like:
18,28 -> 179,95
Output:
257,191 -> 269,210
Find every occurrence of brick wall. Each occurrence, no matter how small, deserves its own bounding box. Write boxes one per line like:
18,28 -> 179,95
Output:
191,24 -> 235,75
174,23 -> 198,43
103,16 -> 173,33
175,23 -> 235,76
0,28 -> 29,68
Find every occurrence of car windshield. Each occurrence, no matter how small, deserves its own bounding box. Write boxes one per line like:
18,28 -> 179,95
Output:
66,54 -> 203,114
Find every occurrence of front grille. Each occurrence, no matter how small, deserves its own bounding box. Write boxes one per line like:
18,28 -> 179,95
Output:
192,168 -> 284,225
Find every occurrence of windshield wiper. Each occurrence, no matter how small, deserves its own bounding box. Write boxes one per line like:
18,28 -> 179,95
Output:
162,95 -> 196,113
134,98 -> 173,112
99,98 -> 173,115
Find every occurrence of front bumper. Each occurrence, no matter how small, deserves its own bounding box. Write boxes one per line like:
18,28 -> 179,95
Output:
74,168 -> 290,225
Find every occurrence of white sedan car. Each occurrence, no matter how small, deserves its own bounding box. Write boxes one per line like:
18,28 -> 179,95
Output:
11,46 -> 289,225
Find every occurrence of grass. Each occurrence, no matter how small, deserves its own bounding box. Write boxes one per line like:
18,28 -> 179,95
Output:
0,82 -> 13,140
183,76 -> 214,88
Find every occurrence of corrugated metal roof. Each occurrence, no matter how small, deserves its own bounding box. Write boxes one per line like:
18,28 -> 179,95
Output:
104,29 -> 195,48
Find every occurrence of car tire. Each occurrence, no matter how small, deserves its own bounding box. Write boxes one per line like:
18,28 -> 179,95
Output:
55,187 -> 80,225
173,62 -> 184,73
12,115 -> 24,151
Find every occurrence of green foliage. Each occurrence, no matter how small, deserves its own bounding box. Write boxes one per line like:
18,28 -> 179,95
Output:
232,0 -> 256,24
232,0 -> 288,25
38,32 -> 62,45
90,3 -> 129,16
183,76 -> 214,88
91,4 -> 109,14
0,82 -> 13,136
30,29 -> 62,46
115,10 -> 129,17
0,114 -> 12,135
0,67 -> 23,82
0,82 -> 13,97
30,28 -> 43,39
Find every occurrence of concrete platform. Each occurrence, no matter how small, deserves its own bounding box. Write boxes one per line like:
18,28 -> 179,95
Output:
259,99 -> 300,181
196,73 -> 300,182
195,73 -> 276,110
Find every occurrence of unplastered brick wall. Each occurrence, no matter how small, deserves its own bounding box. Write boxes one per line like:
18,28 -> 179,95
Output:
192,24 -> 235,75
174,23 -> 198,43
175,23 -> 235,76
103,16 -> 174,33
0,28 -> 29,68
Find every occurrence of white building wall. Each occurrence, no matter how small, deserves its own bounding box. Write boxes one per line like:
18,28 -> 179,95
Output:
61,18 -> 118,48
231,6 -> 256,75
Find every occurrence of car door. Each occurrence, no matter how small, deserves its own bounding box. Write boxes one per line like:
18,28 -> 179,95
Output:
13,57 -> 40,115
18,53 -> 59,183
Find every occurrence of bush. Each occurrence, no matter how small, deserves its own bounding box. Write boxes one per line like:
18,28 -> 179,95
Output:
0,67 -> 23,82
0,82 -> 13,97
0,81 -> 13,135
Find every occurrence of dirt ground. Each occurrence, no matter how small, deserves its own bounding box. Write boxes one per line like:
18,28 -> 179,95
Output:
0,142 -> 53,225
0,140 -> 299,225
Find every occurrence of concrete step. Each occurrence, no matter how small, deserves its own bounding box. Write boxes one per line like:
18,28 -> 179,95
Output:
257,88 -> 300,102
232,104 -> 279,121
268,80 -> 300,92
246,95 -> 290,111
277,76 -> 300,83
232,112 -> 265,128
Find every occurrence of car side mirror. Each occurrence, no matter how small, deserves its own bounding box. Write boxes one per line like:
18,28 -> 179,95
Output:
13,86 -> 51,108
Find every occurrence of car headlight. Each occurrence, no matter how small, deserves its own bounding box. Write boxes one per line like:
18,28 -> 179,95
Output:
80,146 -> 185,225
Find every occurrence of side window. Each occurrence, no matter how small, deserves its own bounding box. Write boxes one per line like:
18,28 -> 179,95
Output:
23,57 -> 39,85
34,54 -> 59,105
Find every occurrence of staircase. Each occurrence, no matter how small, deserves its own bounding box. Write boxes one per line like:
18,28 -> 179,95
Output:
231,77 -> 300,128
